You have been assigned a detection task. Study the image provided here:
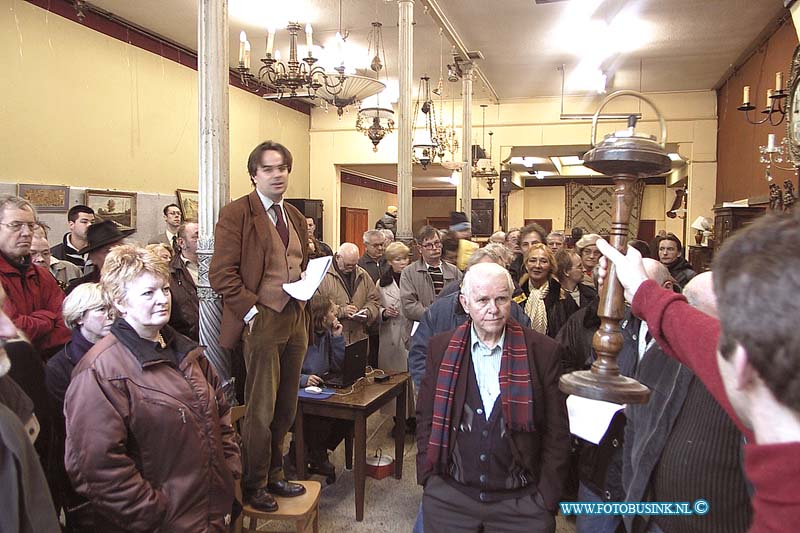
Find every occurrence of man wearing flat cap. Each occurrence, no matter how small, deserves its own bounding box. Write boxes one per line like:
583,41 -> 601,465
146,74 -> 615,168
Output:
65,220 -> 135,295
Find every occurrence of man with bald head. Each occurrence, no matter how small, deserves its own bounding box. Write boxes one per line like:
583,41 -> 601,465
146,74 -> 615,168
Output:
318,242 -> 382,344
416,262 -> 569,532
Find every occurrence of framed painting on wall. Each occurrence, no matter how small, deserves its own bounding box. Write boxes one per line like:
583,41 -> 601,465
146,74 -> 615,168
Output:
85,190 -> 137,230
176,189 -> 199,221
17,184 -> 70,213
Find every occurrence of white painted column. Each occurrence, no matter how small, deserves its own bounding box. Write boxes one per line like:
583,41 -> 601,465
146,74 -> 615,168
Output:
197,0 -> 231,383
460,62 -> 474,219
396,0 -> 414,242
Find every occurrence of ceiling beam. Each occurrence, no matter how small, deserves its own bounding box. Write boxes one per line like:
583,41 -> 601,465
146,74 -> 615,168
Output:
418,0 -> 499,103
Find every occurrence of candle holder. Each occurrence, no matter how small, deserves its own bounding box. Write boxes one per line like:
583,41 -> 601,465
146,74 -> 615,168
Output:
738,88 -> 788,126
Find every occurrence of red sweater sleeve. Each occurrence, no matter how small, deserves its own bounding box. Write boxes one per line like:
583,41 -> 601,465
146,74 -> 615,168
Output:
744,442 -> 800,532
630,280 -> 753,441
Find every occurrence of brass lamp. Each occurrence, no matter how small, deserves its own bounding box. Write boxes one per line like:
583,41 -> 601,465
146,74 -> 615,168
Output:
559,90 -> 671,404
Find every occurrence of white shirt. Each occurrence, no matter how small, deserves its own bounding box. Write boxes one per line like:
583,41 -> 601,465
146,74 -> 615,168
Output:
470,324 -> 506,420
256,188 -> 287,226
181,254 -> 199,285
638,320 -> 655,361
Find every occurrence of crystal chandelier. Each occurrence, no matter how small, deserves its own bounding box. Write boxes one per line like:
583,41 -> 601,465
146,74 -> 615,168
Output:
356,21 -> 394,151
472,104 -> 499,192
236,1 -> 383,114
412,76 -> 441,169
433,35 -> 459,162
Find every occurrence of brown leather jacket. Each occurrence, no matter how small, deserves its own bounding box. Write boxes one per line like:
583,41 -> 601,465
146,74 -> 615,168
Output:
64,321 -> 240,532
168,253 -> 199,341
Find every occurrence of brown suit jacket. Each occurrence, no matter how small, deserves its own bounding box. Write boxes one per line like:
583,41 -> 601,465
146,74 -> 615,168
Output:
209,190 -> 309,348
415,323 -> 570,511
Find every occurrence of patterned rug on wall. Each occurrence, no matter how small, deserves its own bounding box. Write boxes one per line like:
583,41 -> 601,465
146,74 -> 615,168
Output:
565,181 -> 645,238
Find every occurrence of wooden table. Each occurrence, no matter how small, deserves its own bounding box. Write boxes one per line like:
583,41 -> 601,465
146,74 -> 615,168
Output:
294,372 -> 409,521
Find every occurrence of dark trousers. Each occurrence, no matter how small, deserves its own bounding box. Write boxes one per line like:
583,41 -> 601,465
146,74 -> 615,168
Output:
422,475 -> 555,533
368,333 -> 380,369
303,414 -> 351,452
241,301 -> 308,491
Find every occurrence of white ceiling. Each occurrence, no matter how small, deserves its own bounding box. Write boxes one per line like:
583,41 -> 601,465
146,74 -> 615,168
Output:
87,0 -> 787,101
84,0 -> 786,188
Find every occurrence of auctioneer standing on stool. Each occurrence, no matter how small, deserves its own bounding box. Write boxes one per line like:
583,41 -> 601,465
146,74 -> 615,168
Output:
210,141 -> 309,513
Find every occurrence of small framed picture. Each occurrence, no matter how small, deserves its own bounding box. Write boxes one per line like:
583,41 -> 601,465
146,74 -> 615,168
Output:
17,184 -> 70,213
176,189 -> 199,221
85,190 -> 137,230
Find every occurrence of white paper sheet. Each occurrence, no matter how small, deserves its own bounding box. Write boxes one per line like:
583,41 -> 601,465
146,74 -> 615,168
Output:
282,256 -> 332,301
566,395 -> 625,445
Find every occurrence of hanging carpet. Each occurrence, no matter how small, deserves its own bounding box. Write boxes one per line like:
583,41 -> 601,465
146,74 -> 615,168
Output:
564,180 -> 645,239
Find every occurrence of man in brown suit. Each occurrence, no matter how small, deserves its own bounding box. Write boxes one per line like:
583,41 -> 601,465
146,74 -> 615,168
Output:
210,141 -> 309,512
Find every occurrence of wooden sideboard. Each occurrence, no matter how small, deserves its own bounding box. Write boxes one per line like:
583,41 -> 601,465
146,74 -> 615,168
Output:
712,206 -> 765,252
688,245 -> 714,273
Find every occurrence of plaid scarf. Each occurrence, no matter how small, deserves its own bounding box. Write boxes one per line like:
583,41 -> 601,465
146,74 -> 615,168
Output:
427,319 -> 535,469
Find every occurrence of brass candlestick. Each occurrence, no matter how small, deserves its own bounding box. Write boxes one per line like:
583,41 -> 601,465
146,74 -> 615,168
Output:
559,90 -> 671,404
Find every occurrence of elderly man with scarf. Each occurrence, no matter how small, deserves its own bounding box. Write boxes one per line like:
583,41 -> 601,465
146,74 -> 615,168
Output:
416,262 -> 569,532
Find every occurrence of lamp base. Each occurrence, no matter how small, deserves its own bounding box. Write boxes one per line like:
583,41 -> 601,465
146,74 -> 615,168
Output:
559,370 -> 650,405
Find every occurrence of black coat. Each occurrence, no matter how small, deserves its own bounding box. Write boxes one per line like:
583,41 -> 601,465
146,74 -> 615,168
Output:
666,256 -> 696,288
519,277 -> 578,338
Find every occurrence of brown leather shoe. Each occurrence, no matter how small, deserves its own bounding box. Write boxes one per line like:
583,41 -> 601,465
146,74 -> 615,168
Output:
243,487 -> 278,512
267,479 -> 307,497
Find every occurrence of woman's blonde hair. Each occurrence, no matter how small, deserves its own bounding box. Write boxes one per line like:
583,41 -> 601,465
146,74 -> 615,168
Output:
523,242 -> 556,279
101,245 -> 170,306
384,241 -> 410,262
62,283 -> 110,329
146,243 -> 173,261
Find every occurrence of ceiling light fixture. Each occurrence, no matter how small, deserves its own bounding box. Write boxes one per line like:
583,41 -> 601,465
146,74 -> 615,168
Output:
236,0 -> 383,113
412,76 -> 441,169
355,21 -> 394,151
472,104 -> 499,192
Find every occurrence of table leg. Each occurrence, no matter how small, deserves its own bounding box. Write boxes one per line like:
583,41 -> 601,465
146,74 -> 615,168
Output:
354,414 -> 367,521
394,381 -> 406,479
344,426 -> 353,471
295,403 -> 307,479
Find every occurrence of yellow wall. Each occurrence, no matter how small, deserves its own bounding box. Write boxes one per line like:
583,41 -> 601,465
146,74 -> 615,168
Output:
0,1 -> 310,201
412,196 -> 457,232
340,182 -> 396,244
311,91 -> 717,245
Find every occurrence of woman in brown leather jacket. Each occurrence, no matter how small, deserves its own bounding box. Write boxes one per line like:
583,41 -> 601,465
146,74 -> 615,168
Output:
64,245 -> 241,532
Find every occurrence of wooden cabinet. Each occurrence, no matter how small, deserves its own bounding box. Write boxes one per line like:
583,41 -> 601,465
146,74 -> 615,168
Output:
712,206 -> 765,252
688,245 -> 714,273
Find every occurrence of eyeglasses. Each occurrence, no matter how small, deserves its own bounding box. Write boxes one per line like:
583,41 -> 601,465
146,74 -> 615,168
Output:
0,221 -> 38,233
420,241 -> 442,250
259,164 -> 289,174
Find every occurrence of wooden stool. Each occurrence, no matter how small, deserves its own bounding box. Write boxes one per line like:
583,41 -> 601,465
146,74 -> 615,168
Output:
237,480 -> 321,533
230,406 -> 322,533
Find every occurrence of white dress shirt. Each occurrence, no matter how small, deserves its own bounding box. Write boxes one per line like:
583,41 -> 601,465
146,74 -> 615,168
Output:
470,324 -> 506,420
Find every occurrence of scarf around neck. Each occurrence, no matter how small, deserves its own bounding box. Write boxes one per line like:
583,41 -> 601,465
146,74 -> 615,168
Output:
427,319 -> 535,470
525,279 -> 550,335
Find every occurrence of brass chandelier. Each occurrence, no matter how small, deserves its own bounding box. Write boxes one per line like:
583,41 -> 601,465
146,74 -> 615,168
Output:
356,21 -> 394,152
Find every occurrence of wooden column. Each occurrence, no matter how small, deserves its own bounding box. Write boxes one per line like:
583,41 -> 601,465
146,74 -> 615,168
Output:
197,0 -> 231,384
